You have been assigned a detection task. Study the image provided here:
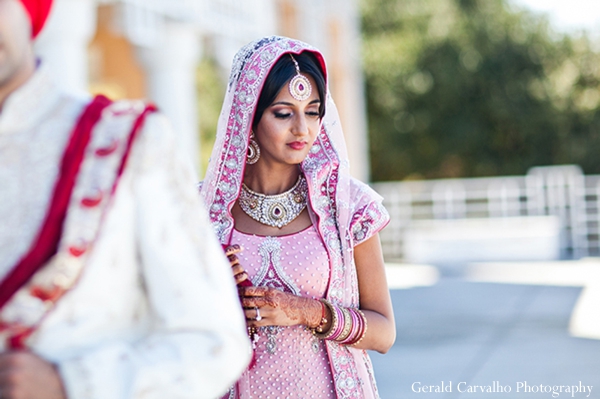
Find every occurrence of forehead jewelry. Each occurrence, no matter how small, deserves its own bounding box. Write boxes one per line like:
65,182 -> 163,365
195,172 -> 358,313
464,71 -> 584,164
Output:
288,55 -> 312,101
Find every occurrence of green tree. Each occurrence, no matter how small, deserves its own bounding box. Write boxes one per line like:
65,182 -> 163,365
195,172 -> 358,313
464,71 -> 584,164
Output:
362,0 -> 600,181
197,57 -> 226,178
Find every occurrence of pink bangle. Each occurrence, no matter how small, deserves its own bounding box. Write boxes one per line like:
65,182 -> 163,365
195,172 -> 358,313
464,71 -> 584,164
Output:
328,306 -> 345,340
339,308 -> 360,344
348,309 -> 368,346
340,309 -> 360,344
336,307 -> 353,342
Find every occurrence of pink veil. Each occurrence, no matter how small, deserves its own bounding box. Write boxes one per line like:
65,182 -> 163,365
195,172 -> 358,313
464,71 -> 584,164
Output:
200,36 -> 387,399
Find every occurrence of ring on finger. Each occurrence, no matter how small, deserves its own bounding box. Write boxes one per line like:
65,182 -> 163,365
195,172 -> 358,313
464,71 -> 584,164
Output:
255,306 -> 262,321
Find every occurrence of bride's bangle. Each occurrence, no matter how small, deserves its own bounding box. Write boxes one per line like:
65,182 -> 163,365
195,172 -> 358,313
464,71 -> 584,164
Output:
312,299 -> 328,332
313,299 -> 338,339
347,309 -> 368,346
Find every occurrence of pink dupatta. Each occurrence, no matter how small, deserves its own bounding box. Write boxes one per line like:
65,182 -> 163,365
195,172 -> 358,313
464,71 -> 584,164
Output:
200,36 -> 389,399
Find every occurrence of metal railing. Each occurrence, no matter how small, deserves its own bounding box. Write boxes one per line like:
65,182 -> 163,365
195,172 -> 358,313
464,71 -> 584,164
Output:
373,165 -> 600,261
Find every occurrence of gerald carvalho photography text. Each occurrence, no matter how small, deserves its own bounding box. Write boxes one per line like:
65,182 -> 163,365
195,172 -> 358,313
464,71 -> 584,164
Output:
411,381 -> 594,397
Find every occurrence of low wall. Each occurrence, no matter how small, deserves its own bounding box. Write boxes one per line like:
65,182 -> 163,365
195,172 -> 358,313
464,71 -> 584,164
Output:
403,216 -> 561,264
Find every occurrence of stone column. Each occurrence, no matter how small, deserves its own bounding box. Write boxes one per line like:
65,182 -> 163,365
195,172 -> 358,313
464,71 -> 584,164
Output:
290,0 -> 371,182
34,0 -> 98,96
327,0 -> 371,182
135,23 -> 201,171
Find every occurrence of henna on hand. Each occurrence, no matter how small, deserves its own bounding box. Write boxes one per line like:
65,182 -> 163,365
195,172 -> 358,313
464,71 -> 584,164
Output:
228,253 -> 240,266
224,244 -> 250,286
233,269 -> 249,284
240,286 -> 322,326
224,244 -> 243,257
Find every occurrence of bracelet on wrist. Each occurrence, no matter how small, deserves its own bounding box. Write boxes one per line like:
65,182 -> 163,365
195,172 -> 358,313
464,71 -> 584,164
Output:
314,299 -> 337,339
348,309 -> 368,346
312,299 -> 328,333
312,301 -> 368,346
337,307 -> 353,342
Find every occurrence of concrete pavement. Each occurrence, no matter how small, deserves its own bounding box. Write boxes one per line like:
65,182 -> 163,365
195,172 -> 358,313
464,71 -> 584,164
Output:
371,273 -> 600,398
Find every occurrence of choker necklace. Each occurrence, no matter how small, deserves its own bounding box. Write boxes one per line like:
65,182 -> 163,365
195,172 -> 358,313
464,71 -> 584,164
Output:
239,176 -> 308,228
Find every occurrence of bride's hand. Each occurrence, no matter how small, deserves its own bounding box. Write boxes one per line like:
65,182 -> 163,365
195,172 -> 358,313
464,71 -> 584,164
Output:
224,244 -> 250,286
239,286 -> 321,328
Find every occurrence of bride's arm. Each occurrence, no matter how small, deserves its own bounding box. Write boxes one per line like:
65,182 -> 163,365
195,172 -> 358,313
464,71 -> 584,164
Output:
351,233 -> 396,353
238,235 -> 395,353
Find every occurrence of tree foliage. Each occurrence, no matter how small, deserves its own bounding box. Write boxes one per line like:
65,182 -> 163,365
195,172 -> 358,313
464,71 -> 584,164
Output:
362,0 -> 600,181
197,57 -> 226,178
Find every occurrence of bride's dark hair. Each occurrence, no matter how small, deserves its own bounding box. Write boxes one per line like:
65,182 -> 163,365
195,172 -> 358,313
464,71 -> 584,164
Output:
252,51 -> 326,129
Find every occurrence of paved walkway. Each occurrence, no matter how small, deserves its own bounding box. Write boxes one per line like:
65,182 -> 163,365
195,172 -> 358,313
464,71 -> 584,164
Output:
372,262 -> 600,399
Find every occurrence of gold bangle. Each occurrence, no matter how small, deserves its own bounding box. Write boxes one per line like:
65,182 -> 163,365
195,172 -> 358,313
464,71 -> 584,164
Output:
314,299 -> 337,339
336,307 -> 353,342
313,300 -> 328,333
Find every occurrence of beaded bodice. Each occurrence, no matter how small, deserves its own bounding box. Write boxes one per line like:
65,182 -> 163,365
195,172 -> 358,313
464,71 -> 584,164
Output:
227,226 -> 336,399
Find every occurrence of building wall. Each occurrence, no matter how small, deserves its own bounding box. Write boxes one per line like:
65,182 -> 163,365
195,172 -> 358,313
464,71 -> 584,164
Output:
36,0 -> 370,180
89,5 -> 146,99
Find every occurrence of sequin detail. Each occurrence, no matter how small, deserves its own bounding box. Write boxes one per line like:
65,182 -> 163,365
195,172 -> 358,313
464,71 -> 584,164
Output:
226,226 -> 335,399
203,37 -> 390,399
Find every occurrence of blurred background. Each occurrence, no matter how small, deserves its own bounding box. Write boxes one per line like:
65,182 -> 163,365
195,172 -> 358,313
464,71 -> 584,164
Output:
34,0 -> 600,397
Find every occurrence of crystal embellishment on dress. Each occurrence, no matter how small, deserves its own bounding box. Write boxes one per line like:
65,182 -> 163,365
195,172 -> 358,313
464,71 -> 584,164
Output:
228,225 -> 335,397
239,175 -> 308,228
255,237 -> 300,295
288,55 -> 312,101
312,335 -> 320,353
264,325 -> 281,354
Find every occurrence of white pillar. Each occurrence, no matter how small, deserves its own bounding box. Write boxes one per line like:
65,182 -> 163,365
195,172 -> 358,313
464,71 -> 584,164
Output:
135,23 -> 201,171
34,0 -> 97,96
331,0 -> 370,183
293,0 -> 370,182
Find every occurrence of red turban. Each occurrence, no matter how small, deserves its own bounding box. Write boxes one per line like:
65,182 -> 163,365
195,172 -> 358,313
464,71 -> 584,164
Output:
19,0 -> 53,38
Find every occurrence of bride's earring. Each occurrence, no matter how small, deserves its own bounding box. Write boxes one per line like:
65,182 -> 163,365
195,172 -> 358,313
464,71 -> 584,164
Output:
247,132 -> 261,165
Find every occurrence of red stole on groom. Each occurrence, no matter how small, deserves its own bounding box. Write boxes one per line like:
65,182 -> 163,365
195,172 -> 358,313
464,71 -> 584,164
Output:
0,95 -> 156,348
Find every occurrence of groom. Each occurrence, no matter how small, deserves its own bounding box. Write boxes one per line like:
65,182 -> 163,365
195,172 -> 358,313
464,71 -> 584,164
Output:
0,0 -> 250,398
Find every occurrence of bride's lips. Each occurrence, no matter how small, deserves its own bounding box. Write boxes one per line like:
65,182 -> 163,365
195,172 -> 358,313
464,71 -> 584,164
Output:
287,141 -> 307,150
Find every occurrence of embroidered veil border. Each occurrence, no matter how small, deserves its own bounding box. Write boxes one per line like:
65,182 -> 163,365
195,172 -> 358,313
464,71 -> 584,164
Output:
199,36 -> 386,399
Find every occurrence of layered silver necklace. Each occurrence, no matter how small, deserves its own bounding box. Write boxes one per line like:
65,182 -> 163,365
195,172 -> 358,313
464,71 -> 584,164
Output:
239,175 -> 308,228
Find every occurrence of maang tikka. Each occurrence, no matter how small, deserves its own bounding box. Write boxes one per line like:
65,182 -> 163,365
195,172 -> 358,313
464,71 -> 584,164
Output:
247,132 -> 261,164
288,55 -> 312,101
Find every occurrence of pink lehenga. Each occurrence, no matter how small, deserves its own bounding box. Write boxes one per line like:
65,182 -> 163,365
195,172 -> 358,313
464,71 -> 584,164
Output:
227,227 -> 336,398
201,37 -> 389,399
